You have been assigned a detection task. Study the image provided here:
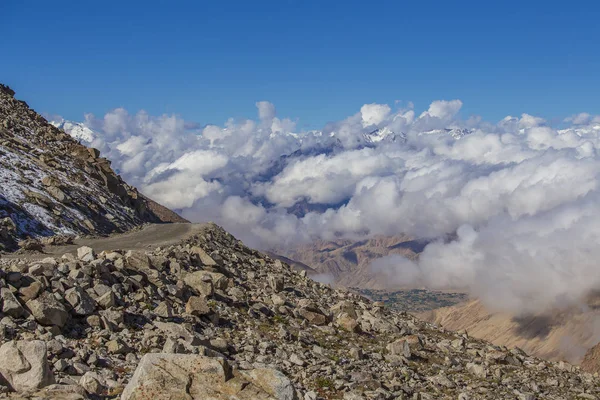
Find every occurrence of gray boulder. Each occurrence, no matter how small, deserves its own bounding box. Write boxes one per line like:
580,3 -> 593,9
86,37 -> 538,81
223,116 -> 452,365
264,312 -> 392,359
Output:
65,287 -> 96,316
26,293 -> 69,327
0,340 -> 54,392
121,354 -> 296,400
1,287 -> 25,318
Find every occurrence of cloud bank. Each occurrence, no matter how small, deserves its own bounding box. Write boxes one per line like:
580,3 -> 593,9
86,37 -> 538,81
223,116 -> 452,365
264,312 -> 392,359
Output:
51,100 -> 600,314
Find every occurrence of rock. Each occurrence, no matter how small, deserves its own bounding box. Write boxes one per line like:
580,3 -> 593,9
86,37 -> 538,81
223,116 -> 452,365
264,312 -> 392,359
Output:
18,238 -> 43,252
186,295 -> 211,316
290,353 -> 305,366
47,185 -> 70,203
77,246 -> 96,262
335,313 -> 360,333
268,275 -> 285,292
190,246 -> 217,266
31,384 -> 89,399
121,353 -> 297,400
125,251 -> 152,270
184,271 -> 215,297
19,280 -> 43,302
154,301 -> 174,318
65,287 -> 96,316
1,287 -> 25,318
296,308 -> 328,326
305,391 -> 318,400
79,371 -> 105,395
120,354 -> 231,399
387,339 -> 412,358
96,290 -> 116,308
106,339 -> 130,354
466,362 -> 487,378
26,293 -> 69,327
241,368 -> 297,400
0,340 -> 54,392
331,301 -> 358,319
87,147 -> 100,159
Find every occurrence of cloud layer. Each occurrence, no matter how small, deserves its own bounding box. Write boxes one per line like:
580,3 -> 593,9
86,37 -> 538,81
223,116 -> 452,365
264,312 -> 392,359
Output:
52,101 -> 600,314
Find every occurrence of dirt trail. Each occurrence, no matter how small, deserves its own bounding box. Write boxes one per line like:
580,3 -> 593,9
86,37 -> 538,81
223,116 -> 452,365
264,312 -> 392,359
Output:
5,223 -> 207,260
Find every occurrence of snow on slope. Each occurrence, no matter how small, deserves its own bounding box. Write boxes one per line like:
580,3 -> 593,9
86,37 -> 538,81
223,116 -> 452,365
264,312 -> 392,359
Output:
0,84 -> 177,250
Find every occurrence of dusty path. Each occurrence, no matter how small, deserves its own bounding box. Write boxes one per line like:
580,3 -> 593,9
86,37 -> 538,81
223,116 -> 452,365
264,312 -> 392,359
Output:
5,223 -> 206,260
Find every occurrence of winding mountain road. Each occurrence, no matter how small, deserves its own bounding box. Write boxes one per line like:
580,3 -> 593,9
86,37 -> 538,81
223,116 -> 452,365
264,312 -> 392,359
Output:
5,223 -> 206,260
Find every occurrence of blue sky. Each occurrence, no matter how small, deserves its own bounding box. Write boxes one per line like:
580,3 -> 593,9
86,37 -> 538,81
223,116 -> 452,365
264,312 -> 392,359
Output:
1,0 -> 599,128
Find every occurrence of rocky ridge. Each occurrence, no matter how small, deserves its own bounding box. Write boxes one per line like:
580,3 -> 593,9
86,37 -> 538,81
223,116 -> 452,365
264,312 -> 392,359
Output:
0,84 -> 186,252
275,235 -> 426,289
0,224 -> 598,399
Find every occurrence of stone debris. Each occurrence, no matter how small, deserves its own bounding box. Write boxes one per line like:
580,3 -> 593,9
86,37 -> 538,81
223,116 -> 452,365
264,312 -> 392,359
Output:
0,223 -> 599,399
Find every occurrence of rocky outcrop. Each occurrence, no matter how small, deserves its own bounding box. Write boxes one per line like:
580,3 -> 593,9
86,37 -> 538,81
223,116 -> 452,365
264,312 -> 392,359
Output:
0,84 -> 187,252
0,223 -> 599,399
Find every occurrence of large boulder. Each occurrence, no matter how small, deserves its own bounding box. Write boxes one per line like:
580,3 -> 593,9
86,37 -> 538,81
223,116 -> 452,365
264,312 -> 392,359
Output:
120,354 -> 230,400
190,246 -> 217,266
26,292 -> 69,327
185,270 -> 228,292
77,246 -> 96,262
0,340 -> 54,392
65,287 -> 96,316
184,271 -> 214,296
121,354 -> 296,400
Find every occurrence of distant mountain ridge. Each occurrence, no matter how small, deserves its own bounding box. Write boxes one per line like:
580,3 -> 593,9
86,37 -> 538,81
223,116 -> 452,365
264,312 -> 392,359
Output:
274,234 -> 428,288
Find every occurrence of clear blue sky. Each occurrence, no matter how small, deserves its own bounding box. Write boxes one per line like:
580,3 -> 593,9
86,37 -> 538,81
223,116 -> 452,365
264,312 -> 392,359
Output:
1,1 -> 599,128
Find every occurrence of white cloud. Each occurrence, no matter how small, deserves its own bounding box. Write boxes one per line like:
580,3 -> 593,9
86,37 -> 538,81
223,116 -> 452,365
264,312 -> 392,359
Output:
419,99 -> 463,120
361,103 -> 391,127
566,112 -> 592,125
256,101 -> 276,121
56,98 -> 600,314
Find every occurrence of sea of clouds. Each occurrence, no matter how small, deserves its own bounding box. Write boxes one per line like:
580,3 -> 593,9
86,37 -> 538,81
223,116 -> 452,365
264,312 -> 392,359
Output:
51,100 -> 600,314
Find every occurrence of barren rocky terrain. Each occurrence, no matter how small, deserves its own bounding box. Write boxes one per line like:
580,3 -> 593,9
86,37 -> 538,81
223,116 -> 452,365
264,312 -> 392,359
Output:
1,224 -> 600,399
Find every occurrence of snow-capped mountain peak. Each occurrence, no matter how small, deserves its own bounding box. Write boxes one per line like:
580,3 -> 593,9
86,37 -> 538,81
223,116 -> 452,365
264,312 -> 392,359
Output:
362,127 -> 406,144
50,120 -> 95,144
420,127 -> 473,139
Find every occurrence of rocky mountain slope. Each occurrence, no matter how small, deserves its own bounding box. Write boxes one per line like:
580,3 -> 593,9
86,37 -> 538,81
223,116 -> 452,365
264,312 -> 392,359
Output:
0,84 -> 186,252
275,235 -> 427,289
0,224 -> 599,399
420,299 -> 600,366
